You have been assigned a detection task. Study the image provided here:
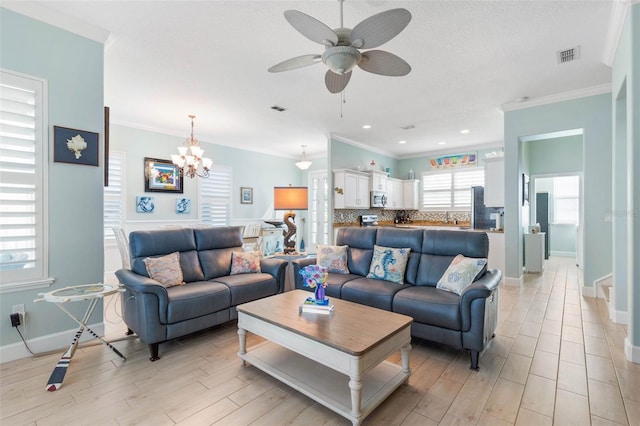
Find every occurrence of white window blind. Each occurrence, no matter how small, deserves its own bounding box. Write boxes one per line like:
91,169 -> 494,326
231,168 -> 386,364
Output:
422,168 -> 484,210
104,150 -> 125,239
553,175 -> 579,224
0,70 -> 48,287
199,165 -> 232,226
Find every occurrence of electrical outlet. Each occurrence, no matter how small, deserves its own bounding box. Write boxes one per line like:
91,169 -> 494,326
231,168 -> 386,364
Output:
12,304 -> 25,315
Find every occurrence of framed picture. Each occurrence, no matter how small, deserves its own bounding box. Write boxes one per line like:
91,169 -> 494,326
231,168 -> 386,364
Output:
176,198 -> 191,214
53,125 -> 99,166
144,157 -> 183,193
241,187 -> 253,204
136,196 -> 155,213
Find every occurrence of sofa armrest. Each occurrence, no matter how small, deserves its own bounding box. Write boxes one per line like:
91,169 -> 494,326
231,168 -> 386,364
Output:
459,269 -> 502,331
115,269 -> 170,323
260,258 -> 288,293
292,257 -> 317,290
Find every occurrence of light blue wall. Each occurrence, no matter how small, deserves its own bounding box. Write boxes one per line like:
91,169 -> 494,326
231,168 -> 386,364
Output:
527,135 -> 583,175
504,93 -> 612,289
612,3 -> 640,350
110,124 -> 304,223
0,9 -> 105,346
330,138 -> 398,176
398,147 -> 502,182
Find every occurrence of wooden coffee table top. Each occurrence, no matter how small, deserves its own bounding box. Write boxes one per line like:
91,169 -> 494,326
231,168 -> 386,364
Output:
237,290 -> 412,356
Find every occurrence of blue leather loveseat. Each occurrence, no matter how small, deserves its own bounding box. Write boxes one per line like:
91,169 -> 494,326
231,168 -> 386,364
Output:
115,226 -> 287,361
293,227 -> 502,370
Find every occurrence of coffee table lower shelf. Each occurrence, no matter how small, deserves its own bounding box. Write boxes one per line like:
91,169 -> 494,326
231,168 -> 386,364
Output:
239,341 -> 409,425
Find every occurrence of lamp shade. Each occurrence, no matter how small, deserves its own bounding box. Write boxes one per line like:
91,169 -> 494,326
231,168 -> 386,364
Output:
274,186 -> 308,210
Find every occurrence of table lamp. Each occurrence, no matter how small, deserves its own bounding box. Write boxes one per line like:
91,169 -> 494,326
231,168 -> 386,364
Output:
273,185 -> 308,254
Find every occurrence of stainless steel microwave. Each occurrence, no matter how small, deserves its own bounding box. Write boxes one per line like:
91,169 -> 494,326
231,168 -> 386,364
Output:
370,191 -> 388,208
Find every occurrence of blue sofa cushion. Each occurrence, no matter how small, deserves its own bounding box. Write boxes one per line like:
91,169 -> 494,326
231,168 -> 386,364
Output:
393,286 -> 462,331
213,273 -> 279,306
336,227 -> 377,276
166,281 -> 230,324
416,230 -> 489,286
341,276 -> 411,311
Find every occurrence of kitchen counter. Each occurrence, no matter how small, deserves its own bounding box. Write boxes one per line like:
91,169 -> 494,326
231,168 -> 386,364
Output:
333,221 -> 504,233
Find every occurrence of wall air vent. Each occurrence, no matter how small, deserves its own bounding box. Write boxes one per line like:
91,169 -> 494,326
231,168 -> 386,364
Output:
270,105 -> 286,112
557,46 -> 580,64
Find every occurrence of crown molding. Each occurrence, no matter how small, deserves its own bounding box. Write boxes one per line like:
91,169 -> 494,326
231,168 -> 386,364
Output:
329,134 -> 398,159
603,0 -> 639,66
1,2 -> 110,44
500,83 -> 612,112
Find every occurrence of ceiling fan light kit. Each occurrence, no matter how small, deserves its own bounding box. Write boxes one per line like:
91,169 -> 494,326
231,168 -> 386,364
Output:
269,0 -> 412,93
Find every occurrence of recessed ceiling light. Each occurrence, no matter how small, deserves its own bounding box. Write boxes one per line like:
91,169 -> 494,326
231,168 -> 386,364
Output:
362,124 -> 371,129
438,141 -> 446,145
398,140 -> 406,144
460,129 -> 470,134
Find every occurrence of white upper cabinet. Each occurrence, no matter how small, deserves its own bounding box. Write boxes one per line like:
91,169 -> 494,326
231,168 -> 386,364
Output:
387,178 -> 403,209
334,169 -> 370,209
370,170 -> 388,192
484,157 -> 504,207
403,180 -> 420,210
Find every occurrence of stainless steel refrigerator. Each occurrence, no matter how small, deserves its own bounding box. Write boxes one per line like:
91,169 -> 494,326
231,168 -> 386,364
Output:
471,186 -> 503,230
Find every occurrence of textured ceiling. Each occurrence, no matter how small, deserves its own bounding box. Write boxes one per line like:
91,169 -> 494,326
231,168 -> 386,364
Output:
8,1 -> 615,160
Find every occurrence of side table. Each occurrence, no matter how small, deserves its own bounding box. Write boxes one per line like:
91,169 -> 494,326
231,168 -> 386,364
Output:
35,283 -> 126,391
269,253 -> 312,292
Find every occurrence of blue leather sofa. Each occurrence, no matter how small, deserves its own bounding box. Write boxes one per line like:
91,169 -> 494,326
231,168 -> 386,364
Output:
293,227 -> 502,370
115,226 -> 287,361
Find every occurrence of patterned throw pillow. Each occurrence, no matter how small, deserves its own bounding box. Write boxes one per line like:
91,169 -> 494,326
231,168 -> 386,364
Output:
143,252 -> 184,287
230,251 -> 262,275
436,254 -> 487,295
366,245 -> 411,284
316,245 -> 350,274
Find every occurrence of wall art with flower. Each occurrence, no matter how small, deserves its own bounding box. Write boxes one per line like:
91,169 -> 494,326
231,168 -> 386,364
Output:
53,126 -> 99,166
144,157 -> 183,193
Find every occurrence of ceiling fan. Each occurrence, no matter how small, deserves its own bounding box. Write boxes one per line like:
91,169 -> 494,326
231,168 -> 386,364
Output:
268,0 -> 412,94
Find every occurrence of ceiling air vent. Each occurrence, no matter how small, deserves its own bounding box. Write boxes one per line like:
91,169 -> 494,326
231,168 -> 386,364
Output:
270,105 -> 286,112
400,124 -> 415,130
557,46 -> 580,64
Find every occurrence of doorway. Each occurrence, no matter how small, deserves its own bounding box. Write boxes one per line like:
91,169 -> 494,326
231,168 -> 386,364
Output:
531,174 -> 582,267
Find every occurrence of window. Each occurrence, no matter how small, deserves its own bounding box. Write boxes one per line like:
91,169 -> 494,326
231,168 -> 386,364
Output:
553,175 -> 579,224
0,70 -> 52,290
199,165 -> 232,225
104,150 -> 125,240
422,168 -> 484,210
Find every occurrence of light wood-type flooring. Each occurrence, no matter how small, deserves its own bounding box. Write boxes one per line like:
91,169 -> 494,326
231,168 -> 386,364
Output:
1,257 -> 639,425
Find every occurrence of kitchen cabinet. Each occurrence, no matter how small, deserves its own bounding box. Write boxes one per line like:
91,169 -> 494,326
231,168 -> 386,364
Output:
403,180 -> 420,210
387,178 -> 403,209
370,170 -> 388,192
484,157 -> 504,207
333,169 -> 370,209
524,232 -> 546,273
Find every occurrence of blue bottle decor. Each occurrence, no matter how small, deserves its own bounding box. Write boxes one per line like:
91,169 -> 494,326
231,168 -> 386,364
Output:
300,238 -> 305,252
314,283 -> 325,303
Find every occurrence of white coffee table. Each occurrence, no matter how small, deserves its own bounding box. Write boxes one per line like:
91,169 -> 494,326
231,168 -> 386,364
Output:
237,290 -> 412,425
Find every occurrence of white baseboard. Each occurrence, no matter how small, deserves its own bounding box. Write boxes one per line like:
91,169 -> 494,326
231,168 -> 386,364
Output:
625,337 -> 640,364
610,309 -> 628,325
595,273 -> 613,299
581,285 -> 596,298
0,322 -> 105,364
504,275 -> 523,286
550,251 -> 576,258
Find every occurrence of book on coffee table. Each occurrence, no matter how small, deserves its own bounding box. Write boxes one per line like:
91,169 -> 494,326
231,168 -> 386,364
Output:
299,303 -> 334,315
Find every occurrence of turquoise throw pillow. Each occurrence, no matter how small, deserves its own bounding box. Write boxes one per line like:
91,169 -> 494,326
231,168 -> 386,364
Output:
366,245 -> 411,284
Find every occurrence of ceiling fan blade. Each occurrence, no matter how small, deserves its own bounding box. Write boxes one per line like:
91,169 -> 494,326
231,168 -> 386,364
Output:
350,9 -> 411,49
284,10 -> 338,46
325,70 -> 352,93
268,54 -> 322,73
359,50 -> 411,76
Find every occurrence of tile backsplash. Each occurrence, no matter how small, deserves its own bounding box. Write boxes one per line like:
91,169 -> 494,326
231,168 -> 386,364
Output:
333,209 -> 470,224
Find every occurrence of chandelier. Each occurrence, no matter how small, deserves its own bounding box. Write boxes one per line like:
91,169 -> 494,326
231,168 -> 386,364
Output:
171,115 -> 212,178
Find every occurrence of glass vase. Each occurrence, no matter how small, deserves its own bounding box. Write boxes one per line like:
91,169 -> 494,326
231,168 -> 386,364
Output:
314,284 -> 326,304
